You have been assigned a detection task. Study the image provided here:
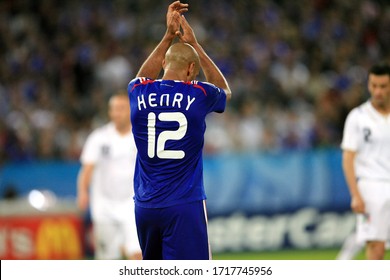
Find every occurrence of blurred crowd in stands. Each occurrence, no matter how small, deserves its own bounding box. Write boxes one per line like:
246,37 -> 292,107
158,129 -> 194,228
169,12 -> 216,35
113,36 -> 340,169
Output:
0,0 -> 389,162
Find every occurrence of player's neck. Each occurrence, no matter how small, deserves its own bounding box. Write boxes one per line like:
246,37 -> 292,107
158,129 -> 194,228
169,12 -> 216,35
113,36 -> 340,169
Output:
371,101 -> 390,116
162,69 -> 187,81
115,124 -> 131,135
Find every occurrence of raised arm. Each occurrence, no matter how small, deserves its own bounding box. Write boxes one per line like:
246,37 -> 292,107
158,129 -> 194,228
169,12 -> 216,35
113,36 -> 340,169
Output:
136,1 -> 188,79
176,15 -> 232,100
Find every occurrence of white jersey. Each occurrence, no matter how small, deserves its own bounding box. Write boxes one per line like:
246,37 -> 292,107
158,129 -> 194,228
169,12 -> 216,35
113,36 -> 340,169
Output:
80,122 -> 137,204
80,122 -> 141,258
341,100 -> 390,181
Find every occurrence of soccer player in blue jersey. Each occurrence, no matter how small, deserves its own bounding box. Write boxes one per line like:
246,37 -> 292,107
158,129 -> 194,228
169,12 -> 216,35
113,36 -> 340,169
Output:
127,1 -> 231,260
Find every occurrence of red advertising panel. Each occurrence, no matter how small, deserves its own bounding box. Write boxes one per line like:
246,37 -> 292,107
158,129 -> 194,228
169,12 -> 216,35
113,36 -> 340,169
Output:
0,214 -> 84,259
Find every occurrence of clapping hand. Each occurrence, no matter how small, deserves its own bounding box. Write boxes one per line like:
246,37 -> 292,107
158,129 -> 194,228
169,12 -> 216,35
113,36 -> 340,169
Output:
167,1 -> 188,37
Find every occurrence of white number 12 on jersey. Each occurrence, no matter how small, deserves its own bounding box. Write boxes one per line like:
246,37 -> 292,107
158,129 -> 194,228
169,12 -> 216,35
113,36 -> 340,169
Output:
147,112 -> 187,159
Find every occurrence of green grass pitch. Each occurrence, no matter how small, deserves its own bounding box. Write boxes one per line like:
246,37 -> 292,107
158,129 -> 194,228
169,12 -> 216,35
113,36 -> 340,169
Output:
213,248 -> 390,260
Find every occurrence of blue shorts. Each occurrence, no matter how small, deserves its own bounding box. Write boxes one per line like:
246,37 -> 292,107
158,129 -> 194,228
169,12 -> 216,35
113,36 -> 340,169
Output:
135,200 -> 210,260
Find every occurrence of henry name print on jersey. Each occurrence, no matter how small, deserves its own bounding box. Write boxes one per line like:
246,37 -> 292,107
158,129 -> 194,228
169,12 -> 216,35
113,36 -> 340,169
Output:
136,92 -> 197,111
128,77 -> 227,208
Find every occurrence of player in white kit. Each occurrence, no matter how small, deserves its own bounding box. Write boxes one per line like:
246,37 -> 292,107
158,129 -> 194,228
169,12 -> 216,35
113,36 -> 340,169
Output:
77,91 -> 141,260
341,63 -> 390,260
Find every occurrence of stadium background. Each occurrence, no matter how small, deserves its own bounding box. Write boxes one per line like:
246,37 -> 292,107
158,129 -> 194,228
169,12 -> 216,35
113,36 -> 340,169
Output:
0,0 -> 389,259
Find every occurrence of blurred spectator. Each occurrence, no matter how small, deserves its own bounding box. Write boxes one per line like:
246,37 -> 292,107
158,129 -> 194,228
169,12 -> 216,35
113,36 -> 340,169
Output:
0,0 -> 389,161
1,183 -> 19,200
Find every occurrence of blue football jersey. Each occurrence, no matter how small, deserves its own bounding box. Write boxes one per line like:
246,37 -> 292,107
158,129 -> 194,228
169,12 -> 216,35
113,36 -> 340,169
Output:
128,77 -> 227,208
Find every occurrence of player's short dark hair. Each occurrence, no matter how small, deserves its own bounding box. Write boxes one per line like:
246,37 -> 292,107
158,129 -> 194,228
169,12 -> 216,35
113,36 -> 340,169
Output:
369,63 -> 390,76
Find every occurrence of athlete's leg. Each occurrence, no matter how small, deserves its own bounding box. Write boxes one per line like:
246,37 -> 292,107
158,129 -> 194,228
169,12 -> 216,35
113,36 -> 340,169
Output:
93,220 -> 122,259
357,180 -> 390,260
336,231 -> 364,260
162,200 -> 210,260
366,241 -> 386,260
120,201 -> 142,260
135,205 -> 163,260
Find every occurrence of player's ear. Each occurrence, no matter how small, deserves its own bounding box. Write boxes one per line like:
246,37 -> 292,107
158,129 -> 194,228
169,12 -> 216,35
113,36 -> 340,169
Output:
187,62 -> 195,78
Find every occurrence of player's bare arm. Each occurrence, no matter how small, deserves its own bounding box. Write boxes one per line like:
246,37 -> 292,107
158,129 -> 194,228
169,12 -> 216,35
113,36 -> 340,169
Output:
176,15 -> 232,100
136,1 -> 188,79
76,163 -> 94,211
342,150 -> 365,213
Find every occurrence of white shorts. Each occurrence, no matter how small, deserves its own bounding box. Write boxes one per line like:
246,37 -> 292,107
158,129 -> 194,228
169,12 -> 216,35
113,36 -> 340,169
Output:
91,198 -> 141,259
356,179 -> 390,243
